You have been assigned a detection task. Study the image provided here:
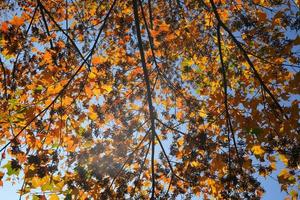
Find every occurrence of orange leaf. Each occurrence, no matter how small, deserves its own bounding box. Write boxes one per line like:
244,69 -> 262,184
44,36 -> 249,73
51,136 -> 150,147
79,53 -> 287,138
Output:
91,56 -> 105,65
1,22 -> 8,32
257,10 -> 267,21
10,16 -> 24,27
177,138 -> 184,146
159,22 -> 170,32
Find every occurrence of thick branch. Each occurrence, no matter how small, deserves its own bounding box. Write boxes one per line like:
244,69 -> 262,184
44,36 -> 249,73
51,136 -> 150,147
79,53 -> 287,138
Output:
138,0 -> 191,105
133,0 -> 157,198
0,57 -> 7,100
216,24 -> 233,172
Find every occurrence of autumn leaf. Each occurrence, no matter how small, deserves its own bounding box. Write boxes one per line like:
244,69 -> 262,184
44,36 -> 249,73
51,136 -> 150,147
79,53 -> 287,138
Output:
0,1 -> 299,199
1,22 -> 8,32
49,194 -> 59,200
10,16 -> 24,27
177,138 -> 184,146
32,177 -> 42,188
251,145 -> 265,156
278,169 -> 296,185
159,22 -> 169,32
91,56 -> 105,65
279,154 -> 289,166
102,84 -> 113,93
190,161 -> 201,168
257,10 -> 267,21
143,181 -> 151,187
0,172 -> 4,187
89,111 -> 98,120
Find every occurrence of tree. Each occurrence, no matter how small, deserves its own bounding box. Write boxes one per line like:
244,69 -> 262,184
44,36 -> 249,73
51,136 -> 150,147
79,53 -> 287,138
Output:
0,0 -> 299,199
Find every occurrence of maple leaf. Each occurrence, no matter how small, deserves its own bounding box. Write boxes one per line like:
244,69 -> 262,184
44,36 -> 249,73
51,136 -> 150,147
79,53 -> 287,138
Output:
251,145 -> 265,156
1,22 -> 8,32
0,1 -> 299,199
49,194 -> 59,200
91,56 -> 105,65
159,22 -> 170,32
102,84 -> 113,93
10,16 -> 24,27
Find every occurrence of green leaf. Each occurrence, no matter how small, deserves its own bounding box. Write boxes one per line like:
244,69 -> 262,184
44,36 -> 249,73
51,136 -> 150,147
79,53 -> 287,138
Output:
32,195 -> 40,200
181,58 -> 193,67
35,85 -> 44,91
3,162 -> 20,176
41,182 -> 53,191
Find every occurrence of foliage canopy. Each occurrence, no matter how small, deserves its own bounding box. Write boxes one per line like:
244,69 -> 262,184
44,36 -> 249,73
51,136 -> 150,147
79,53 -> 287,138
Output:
0,0 -> 299,199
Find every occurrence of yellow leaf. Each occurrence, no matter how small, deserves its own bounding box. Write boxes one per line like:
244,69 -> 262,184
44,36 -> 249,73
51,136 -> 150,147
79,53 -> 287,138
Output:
207,179 -> 217,194
93,87 -> 102,96
130,103 -> 140,110
89,111 -> 97,120
88,72 -> 96,79
55,181 -> 65,191
191,161 -> 201,168
143,181 -> 151,187
102,84 -> 112,93
199,110 -> 207,118
132,163 -> 139,170
176,111 -> 183,120
177,138 -> 184,146
251,145 -> 265,156
49,194 -> 59,200
32,177 -> 41,188
47,84 -> 63,95
278,169 -> 292,181
279,154 -> 289,166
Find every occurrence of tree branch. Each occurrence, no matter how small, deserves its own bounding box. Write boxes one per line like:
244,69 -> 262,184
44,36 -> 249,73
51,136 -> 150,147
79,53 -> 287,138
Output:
209,0 -> 289,122
0,0 -> 116,153
11,5 -> 38,90
133,0 -> 157,198
108,128 -> 149,190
